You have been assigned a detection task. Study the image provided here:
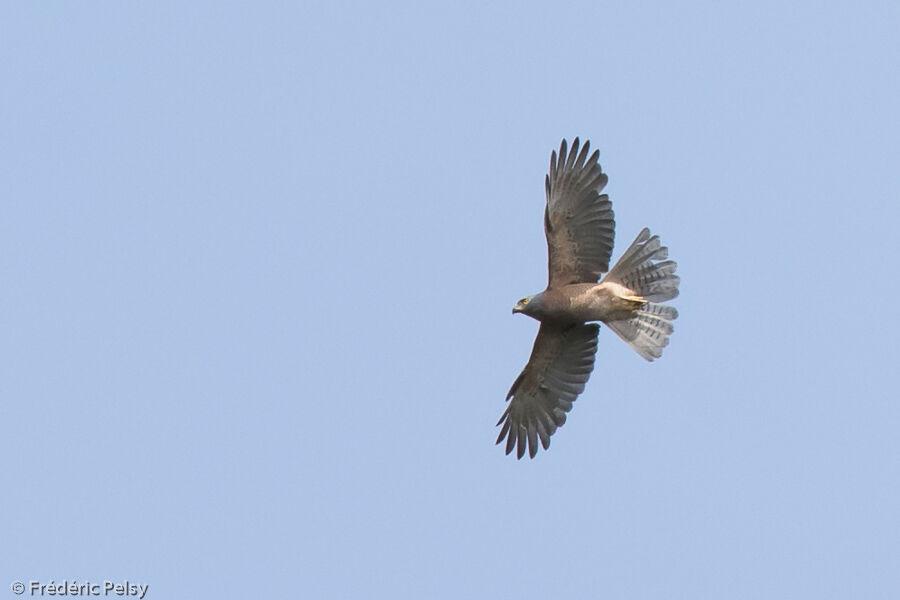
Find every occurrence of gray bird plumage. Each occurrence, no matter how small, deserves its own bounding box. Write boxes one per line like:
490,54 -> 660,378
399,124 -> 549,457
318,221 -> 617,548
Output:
497,138 -> 680,459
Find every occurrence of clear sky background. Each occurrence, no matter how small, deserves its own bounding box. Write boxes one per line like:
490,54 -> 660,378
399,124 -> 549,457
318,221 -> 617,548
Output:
2,2 -> 899,598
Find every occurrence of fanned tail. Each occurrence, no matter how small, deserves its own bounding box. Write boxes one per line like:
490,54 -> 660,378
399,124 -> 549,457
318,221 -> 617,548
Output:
602,228 -> 680,360
606,302 -> 678,361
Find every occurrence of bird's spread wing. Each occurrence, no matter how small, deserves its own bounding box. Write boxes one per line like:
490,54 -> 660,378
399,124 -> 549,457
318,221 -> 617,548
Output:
496,323 -> 600,459
545,138 -> 615,287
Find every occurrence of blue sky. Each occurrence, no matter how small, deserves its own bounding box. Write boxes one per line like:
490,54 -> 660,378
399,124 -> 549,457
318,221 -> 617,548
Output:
2,2 -> 899,598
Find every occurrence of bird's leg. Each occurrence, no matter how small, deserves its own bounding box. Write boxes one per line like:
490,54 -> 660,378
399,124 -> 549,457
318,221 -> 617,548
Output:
621,295 -> 648,308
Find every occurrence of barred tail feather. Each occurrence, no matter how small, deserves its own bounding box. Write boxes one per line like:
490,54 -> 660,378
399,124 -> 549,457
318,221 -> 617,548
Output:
603,228 -> 680,360
603,227 -> 680,302
606,303 -> 678,361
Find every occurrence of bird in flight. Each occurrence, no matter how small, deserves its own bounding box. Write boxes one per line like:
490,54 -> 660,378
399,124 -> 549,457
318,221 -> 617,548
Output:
497,138 -> 680,459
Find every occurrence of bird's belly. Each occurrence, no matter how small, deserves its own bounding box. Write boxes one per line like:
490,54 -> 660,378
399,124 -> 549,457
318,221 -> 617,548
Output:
566,282 -> 642,323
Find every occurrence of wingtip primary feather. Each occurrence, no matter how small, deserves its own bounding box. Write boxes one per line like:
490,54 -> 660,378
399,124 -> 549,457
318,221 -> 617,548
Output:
574,138 -> 591,171
527,425 -> 538,459
565,138 -> 578,170
516,427 -> 526,459
505,426 -> 517,455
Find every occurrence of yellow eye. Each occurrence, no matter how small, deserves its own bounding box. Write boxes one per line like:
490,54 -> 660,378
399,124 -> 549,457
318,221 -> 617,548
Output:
520,298 -> 529,305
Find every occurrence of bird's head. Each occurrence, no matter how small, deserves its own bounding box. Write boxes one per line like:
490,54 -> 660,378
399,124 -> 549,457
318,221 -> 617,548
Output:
512,293 -> 542,317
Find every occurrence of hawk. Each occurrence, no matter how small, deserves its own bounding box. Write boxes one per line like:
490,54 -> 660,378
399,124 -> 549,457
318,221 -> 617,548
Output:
497,138 -> 680,459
